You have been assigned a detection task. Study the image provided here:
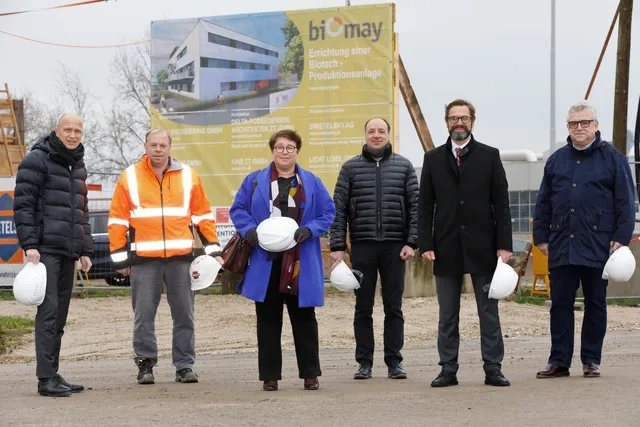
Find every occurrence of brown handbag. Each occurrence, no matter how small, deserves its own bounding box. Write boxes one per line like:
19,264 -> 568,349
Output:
221,179 -> 258,275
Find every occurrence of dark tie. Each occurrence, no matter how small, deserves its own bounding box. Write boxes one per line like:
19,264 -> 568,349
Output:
455,147 -> 462,167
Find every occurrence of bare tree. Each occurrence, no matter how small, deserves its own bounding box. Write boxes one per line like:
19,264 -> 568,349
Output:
92,105 -> 145,176
19,39 -> 151,180
19,90 -> 64,147
111,40 -> 151,120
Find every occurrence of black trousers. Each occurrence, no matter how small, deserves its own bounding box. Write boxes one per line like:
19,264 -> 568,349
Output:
350,241 -> 406,367
35,254 -> 76,379
255,258 -> 321,381
548,265 -> 607,368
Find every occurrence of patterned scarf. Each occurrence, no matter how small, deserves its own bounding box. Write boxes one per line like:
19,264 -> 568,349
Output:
269,163 -> 306,296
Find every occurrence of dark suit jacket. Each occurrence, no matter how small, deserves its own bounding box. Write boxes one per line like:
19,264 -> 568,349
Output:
417,136 -> 512,275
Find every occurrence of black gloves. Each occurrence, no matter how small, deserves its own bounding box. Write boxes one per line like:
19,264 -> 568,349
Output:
294,226 -> 312,243
245,228 -> 259,246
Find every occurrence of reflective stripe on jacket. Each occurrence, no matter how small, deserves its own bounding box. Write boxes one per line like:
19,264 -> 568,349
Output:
107,155 -> 219,268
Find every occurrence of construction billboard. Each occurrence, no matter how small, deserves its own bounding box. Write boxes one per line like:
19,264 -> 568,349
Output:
150,3 -> 396,222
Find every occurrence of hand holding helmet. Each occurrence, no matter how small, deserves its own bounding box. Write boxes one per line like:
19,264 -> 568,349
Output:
330,261 -> 364,292
256,217 -> 298,252
13,262 -> 47,306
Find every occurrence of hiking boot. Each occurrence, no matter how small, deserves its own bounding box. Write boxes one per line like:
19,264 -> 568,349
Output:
137,358 -> 154,385
175,368 -> 199,383
353,364 -> 372,380
388,363 -> 407,379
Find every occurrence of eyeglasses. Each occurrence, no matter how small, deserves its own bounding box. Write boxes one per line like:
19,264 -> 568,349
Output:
567,120 -> 596,129
447,116 -> 472,124
274,145 -> 296,153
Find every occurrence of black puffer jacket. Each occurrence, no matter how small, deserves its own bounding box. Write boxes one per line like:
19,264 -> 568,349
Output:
330,143 -> 419,251
13,132 -> 93,259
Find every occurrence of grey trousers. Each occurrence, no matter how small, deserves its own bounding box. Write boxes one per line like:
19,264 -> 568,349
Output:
130,260 -> 195,370
435,274 -> 504,374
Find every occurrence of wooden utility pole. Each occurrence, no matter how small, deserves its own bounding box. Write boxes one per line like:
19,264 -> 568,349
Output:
613,0 -> 634,154
398,56 -> 435,151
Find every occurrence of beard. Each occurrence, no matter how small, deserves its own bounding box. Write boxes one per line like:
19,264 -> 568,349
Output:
449,123 -> 471,141
450,129 -> 470,141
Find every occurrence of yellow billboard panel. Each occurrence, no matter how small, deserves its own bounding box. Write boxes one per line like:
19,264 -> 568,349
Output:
151,3 -> 395,208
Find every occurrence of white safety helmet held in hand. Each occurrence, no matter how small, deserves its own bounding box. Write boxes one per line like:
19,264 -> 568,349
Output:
189,255 -> 222,291
13,262 -> 47,306
487,257 -> 518,300
602,246 -> 636,282
257,216 -> 298,252
330,261 -> 364,291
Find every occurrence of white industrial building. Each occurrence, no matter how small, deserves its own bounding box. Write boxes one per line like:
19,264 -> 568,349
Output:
166,19 -> 280,100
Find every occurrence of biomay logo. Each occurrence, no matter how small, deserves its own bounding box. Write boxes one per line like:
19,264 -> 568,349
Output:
309,17 -> 383,43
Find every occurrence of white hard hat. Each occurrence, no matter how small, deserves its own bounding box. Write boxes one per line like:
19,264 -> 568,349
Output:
487,257 -> 518,300
330,261 -> 363,291
602,246 -> 636,282
189,255 -> 222,291
13,262 -> 47,306
257,216 -> 298,252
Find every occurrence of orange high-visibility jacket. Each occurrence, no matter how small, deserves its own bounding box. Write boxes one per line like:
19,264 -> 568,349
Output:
108,156 -> 220,268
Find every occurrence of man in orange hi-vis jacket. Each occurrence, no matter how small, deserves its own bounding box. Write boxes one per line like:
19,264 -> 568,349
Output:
108,127 -> 223,386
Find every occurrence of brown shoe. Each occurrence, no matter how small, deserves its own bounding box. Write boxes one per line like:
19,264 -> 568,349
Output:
536,364 -> 570,379
304,378 -> 319,390
583,363 -> 601,378
263,380 -> 278,391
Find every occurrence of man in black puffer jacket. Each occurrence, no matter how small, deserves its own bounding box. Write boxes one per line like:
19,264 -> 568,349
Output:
14,113 -> 93,397
330,117 -> 419,380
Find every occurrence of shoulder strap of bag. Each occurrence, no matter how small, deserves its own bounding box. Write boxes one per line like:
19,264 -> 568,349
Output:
248,178 -> 258,215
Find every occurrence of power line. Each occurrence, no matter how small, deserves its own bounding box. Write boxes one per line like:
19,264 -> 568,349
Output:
0,30 -> 149,48
0,0 -> 109,17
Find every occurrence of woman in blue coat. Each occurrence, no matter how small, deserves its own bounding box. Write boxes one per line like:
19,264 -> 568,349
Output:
229,129 -> 336,391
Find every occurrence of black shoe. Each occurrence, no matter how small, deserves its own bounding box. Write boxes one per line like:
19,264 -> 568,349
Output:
431,370 -> 458,387
38,377 -> 72,397
137,358 -> 155,385
56,374 -> 84,393
175,368 -> 199,383
388,363 -> 407,379
353,364 -> 372,380
485,370 -> 510,386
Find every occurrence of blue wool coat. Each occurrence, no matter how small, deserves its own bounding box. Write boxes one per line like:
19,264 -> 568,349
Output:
229,163 -> 336,307
533,132 -> 635,270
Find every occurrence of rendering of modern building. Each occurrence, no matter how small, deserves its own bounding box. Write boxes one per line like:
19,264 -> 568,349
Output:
166,19 -> 280,100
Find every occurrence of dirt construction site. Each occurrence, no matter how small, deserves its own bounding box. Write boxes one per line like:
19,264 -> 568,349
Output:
1,292 -> 640,426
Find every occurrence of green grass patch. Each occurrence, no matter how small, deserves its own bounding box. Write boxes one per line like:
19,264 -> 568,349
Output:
0,291 -> 15,301
78,289 -> 132,298
510,289 -> 547,306
602,298 -> 640,307
325,285 -> 346,294
195,285 -> 223,296
0,316 -> 35,355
